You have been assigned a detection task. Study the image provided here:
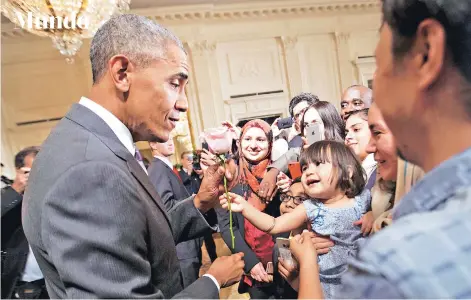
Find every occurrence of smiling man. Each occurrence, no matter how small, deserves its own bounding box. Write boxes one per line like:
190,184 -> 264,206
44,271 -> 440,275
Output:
338,0 -> 471,298
22,14 -> 244,299
340,85 -> 373,120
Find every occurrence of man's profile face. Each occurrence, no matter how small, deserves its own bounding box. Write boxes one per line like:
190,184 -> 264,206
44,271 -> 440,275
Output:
127,44 -> 189,142
373,23 -> 420,163
151,139 -> 175,157
292,101 -> 310,131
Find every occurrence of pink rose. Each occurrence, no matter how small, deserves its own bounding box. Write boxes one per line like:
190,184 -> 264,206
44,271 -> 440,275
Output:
200,126 -> 237,154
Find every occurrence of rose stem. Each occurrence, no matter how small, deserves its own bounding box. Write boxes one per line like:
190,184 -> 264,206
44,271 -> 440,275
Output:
223,158 -> 235,249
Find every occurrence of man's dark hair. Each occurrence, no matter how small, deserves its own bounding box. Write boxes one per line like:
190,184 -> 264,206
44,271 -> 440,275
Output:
300,101 -> 346,142
14,146 -> 40,169
382,0 -> 471,84
288,93 -> 320,117
300,140 -> 365,198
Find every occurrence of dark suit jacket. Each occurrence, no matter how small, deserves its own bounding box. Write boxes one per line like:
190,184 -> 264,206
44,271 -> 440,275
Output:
1,187 -> 29,299
22,103 -> 218,299
178,170 -> 201,196
148,158 -> 202,260
217,184 -> 285,273
216,184 -> 295,297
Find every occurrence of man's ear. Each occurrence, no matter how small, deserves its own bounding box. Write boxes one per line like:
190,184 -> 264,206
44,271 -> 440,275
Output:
413,19 -> 446,91
108,55 -> 133,97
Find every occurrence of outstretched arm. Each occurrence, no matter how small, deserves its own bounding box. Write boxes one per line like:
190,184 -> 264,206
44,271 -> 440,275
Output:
220,192 -> 308,235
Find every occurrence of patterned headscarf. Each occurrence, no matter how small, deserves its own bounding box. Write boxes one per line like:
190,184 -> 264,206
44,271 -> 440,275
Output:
238,119 -> 273,211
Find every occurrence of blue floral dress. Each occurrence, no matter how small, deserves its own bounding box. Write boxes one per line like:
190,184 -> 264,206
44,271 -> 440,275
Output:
303,189 -> 371,298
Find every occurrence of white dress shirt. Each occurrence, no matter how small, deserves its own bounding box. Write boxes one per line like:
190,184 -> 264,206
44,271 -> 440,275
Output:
21,246 -> 43,282
154,155 -> 173,170
79,97 -> 147,173
78,97 -> 219,291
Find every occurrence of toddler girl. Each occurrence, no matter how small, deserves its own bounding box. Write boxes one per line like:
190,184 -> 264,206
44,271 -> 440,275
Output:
220,140 -> 371,298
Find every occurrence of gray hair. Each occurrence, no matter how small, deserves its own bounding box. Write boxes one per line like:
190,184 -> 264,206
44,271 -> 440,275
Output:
90,14 -> 185,84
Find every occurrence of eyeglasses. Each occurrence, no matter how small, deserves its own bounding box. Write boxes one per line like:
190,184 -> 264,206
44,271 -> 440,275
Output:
293,108 -> 307,121
280,193 -> 308,205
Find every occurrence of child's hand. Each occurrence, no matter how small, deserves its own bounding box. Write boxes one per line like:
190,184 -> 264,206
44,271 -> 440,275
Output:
276,172 -> 292,193
219,192 -> 246,213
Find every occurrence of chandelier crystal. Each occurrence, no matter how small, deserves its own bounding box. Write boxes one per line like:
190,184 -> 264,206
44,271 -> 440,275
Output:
1,0 -> 131,63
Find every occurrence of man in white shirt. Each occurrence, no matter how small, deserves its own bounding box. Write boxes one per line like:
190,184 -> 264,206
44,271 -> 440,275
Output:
22,14 -> 243,299
1,147 -> 48,299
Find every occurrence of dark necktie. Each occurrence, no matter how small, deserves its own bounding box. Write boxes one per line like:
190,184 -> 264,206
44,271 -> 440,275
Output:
134,148 -> 147,173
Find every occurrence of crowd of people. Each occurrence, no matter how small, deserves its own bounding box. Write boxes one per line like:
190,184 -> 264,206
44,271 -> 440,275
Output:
2,0 -> 471,298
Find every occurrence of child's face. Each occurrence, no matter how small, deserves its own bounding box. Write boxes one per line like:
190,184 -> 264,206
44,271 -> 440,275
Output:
280,182 -> 307,214
301,160 -> 339,199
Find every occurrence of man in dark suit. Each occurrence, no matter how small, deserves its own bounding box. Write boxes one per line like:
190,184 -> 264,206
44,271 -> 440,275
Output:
147,140 -> 203,287
22,14 -> 243,299
1,146 -> 49,299
179,151 -> 201,195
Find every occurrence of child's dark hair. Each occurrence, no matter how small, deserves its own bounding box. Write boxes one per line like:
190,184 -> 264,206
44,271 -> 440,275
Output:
300,140 -> 365,198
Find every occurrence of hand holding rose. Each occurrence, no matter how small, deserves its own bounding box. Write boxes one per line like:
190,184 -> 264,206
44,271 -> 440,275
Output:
194,160 -> 237,213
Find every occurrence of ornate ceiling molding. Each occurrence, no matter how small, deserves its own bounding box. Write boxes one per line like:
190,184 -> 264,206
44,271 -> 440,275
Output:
2,0 -> 379,40
186,41 -> 217,55
138,0 -> 379,23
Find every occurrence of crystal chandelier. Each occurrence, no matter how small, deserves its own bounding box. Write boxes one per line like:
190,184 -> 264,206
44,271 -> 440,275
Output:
1,0 -> 131,63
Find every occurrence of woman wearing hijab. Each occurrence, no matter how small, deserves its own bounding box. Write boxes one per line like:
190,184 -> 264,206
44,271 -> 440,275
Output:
217,120 -> 293,299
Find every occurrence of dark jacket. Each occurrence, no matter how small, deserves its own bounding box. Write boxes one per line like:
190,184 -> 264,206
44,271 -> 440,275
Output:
21,103 -> 217,299
178,170 -> 201,196
1,187 -> 29,299
216,184 -> 295,297
148,158 -> 203,261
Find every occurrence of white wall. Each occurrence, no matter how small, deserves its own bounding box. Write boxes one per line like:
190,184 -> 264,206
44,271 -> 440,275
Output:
1,0 -> 381,163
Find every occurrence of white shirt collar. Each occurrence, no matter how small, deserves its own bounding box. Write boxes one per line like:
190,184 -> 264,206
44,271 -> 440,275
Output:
154,155 -> 173,170
79,97 -> 135,156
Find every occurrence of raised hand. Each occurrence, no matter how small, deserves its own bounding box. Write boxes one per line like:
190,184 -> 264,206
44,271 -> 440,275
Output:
276,172 -> 292,193
200,149 -> 218,173
290,231 -> 318,266
194,159 -> 237,212
258,168 -> 279,202
270,118 -> 282,138
219,192 -> 246,213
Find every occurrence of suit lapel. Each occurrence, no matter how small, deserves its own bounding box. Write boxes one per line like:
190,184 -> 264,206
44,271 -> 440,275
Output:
127,158 -> 171,224
66,103 -> 172,226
